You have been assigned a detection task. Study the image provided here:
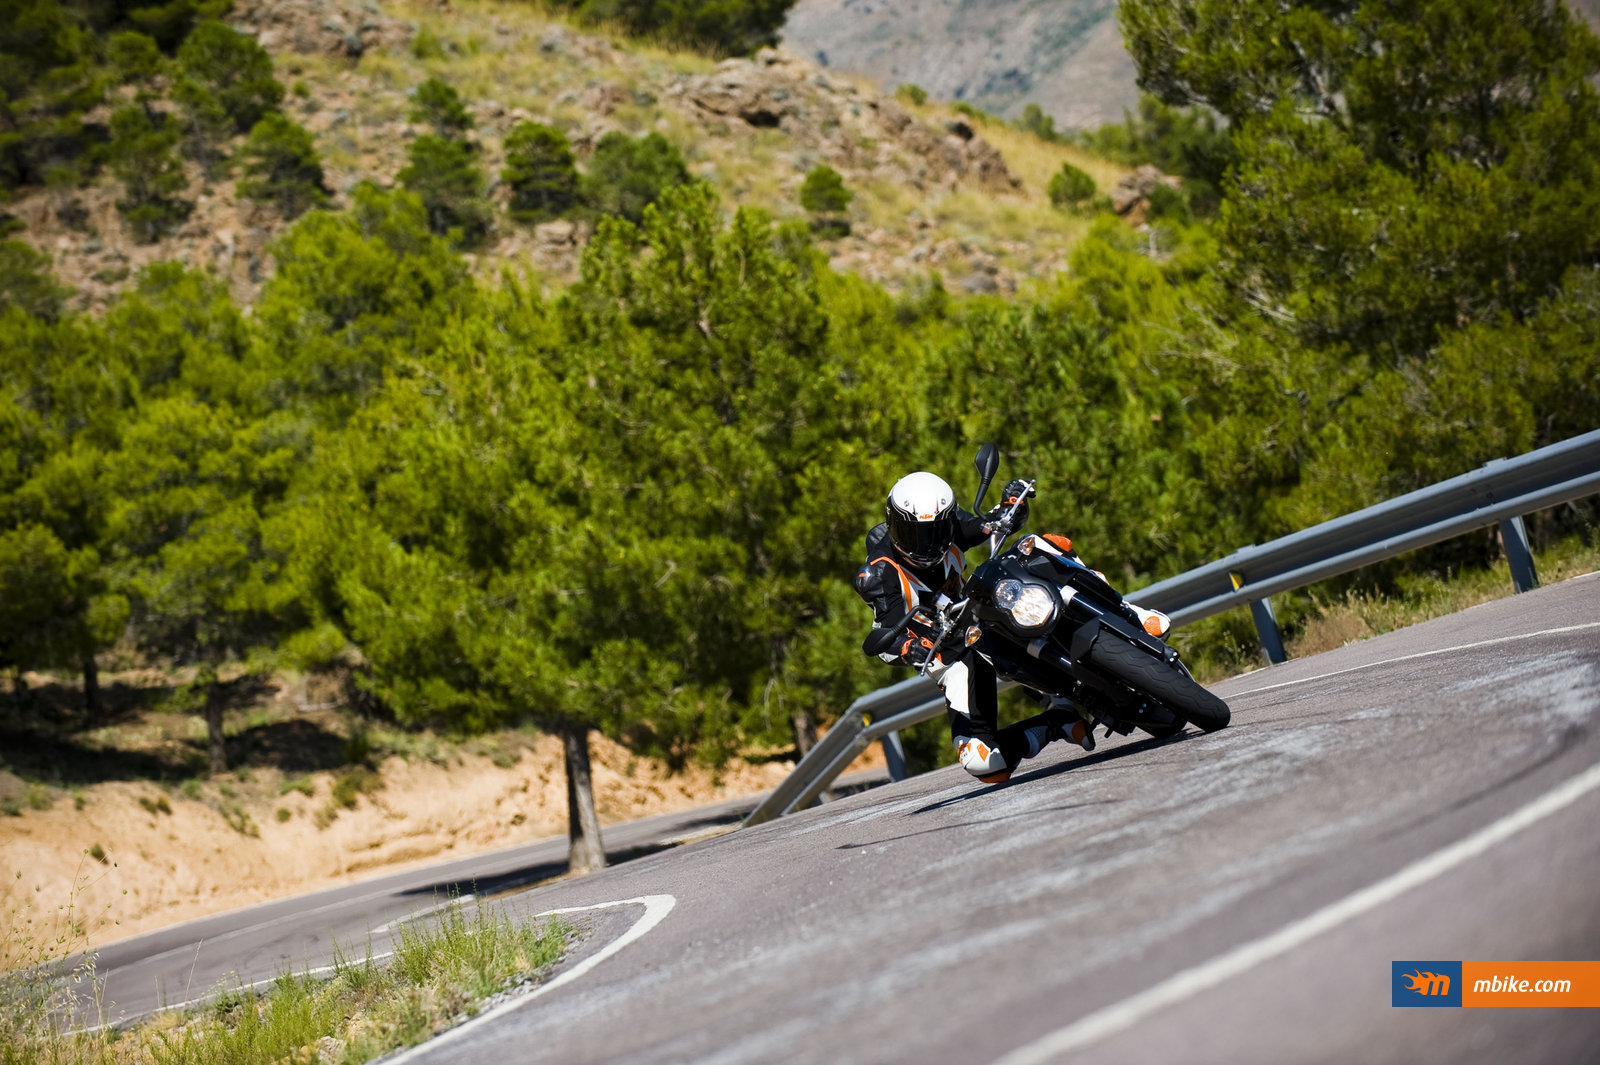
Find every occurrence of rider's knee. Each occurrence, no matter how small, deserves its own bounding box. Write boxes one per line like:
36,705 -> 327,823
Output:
955,736 -> 1011,783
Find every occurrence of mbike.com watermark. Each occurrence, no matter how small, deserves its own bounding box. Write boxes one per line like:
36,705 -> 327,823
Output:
1392,960 -> 1600,1007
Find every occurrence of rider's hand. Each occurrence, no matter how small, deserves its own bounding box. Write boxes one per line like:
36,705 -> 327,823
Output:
1001,479 -> 1036,505
899,634 -> 936,661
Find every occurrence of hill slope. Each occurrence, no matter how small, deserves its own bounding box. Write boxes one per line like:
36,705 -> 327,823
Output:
5,0 -> 1131,313
780,0 -> 1140,127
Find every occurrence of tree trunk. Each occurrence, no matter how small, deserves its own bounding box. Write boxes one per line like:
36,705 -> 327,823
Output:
790,707 -> 819,760
203,671 -> 227,774
563,725 -> 607,875
83,655 -> 100,717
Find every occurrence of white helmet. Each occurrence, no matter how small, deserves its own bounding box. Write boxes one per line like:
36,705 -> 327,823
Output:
886,471 -> 956,567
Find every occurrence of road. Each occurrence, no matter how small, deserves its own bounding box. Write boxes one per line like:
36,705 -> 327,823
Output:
84,574 -> 1600,1062
77,770 -> 886,1023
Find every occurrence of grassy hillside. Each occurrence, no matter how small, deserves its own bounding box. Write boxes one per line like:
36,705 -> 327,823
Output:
5,0 -> 1131,313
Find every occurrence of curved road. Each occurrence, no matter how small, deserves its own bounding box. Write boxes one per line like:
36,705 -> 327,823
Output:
86,575 -> 1600,1062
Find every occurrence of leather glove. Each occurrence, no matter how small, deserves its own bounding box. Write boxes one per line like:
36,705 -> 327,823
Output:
1000,478 -> 1036,506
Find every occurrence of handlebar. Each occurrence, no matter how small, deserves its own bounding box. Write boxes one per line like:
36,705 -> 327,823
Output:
984,478 -> 1035,556
862,599 -> 969,676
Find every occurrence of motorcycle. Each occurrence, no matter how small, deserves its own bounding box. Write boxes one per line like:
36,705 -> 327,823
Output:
864,443 -> 1230,741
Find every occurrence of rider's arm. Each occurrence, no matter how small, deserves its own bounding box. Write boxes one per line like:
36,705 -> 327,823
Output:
854,558 -> 939,665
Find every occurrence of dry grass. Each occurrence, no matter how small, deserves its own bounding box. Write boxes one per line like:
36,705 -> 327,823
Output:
4,890 -> 569,1065
1184,532 -> 1600,683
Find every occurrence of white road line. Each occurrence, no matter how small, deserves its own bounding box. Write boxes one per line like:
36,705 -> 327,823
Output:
382,894 -> 677,1065
992,759 -> 1600,1065
1225,621 -> 1600,699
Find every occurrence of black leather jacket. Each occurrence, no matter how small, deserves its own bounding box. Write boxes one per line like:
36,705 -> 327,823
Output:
853,500 -> 1028,666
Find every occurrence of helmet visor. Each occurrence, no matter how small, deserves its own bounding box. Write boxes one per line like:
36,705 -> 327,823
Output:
889,513 -> 954,568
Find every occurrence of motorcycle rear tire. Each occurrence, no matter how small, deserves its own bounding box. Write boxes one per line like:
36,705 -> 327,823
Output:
1086,636 -> 1231,733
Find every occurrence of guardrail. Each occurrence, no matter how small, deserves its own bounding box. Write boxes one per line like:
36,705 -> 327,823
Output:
744,428 -> 1600,827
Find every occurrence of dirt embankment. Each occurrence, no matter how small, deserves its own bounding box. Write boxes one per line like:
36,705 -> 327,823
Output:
1,733 -> 881,954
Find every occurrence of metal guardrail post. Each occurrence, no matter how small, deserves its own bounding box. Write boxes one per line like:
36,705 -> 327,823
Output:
881,731 -> 908,781
1499,515 -> 1539,593
1230,568 -> 1287,665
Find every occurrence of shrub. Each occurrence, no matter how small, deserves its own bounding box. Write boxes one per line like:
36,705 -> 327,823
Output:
581,131 -> 692,223
896,83 -> 928,106
137,794 -> 172,815
410,76 -> 473,138
951,101 -> 987,123
238,112 -> 328,219
275,806 -> 291,822
176,19 -> 284,133
1016,102 -> 1060,143
88,842 -> 108,863
411,28 -> 445,60
398,133 -> 491,245
502,121 -> 578,222
108,105 -> 190,242
799,164 -> 851,214
1047,162 -> 1097,210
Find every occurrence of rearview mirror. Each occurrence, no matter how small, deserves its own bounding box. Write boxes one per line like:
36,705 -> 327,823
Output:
973,443 -> 1000,511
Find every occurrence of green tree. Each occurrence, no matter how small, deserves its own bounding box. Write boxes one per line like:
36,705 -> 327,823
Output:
238,112 -> 328,220
0,239 -> 69,319
798,163 -> 851,237
107,104 -> 189,242
1046,162 -> 1096,210
1120,0 -> 1600,362
581,131 -> 692,223
106,30 -> 164,86
552,0 -> 799,55
502,121 -> 578,222
398,133 -> 491,245
409,76 -> 473,138
175,18 -> 283,133
170,74 -> 232,178
1016,102 -> 1059,142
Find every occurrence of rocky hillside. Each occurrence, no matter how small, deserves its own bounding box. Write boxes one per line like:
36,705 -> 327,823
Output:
6,0 -> 1132,314
781,0 -> 1140,128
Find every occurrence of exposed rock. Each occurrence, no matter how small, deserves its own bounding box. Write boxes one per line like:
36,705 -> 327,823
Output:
533,219 -> 577,247
232,0 -> 411,58
1111,164 -> 1182,217
581,83 -> 634,117
685,59 -> 802,128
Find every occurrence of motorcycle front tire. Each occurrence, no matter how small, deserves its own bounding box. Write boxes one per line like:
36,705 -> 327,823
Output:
1085,635 -> 1231,733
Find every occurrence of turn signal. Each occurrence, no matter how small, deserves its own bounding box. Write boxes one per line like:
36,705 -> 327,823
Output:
1143,616 -> 1164,637
965,625 -> 982,646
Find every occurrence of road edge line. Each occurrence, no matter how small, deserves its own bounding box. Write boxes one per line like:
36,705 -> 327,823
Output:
992,759 -> 1600,1064
381,894 -> 677,1064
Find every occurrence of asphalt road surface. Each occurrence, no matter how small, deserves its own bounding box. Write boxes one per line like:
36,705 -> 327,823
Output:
77,769 -> 886,1024
83,575 -> 1600,1063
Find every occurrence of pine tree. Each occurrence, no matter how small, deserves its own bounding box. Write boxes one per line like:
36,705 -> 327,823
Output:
409,76 -> 473,138
502,121 -> 578,223
176,18 -> 283,133
581,131 -> 692,223
398,134 -> 490,246
238,112 -> 328,220
1046,162 -> 1096,210
108,104 -> 189,242
799,163 -> 851,237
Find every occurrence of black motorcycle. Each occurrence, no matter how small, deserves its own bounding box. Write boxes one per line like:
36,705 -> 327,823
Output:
865,444 -> 1230,740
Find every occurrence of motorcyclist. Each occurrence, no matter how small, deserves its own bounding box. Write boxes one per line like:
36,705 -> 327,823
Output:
853,470 -> 1098,783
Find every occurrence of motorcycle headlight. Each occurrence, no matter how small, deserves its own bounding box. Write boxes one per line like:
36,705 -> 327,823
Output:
994,579 -> 1056,628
